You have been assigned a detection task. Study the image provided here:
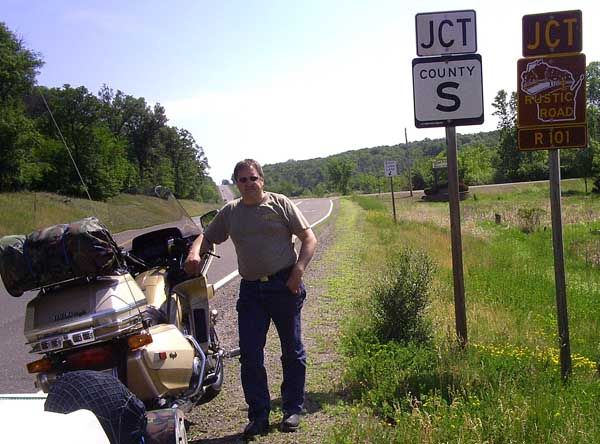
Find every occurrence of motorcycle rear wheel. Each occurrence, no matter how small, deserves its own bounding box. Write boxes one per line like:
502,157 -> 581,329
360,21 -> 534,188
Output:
44,370 -> 147,444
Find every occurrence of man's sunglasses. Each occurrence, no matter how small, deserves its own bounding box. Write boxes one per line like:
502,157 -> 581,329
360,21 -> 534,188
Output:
237,176 -> 260,183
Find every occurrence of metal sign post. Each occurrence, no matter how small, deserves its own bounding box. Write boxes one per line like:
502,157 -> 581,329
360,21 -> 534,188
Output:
405,128 -> 413,197
517,9 -> 585,379
549,150 -> 571,378
446,127 -> 467,345
390,176 -> 397,223
412,9 -> 482,346
384,160 -> 398,222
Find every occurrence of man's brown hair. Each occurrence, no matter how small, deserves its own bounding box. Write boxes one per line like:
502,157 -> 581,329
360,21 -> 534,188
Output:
233,159 -> 264,181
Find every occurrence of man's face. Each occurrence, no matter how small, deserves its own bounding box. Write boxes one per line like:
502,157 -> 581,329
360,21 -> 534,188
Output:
235,166 -> 264,202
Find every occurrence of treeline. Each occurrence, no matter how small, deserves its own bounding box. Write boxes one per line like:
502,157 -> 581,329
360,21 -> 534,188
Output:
264,63 -> 600,196
0,22 -> 219,201
263,132 -> 500,196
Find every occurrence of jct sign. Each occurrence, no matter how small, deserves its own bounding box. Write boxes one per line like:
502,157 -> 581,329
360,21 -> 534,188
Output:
517,53 -> 587,150
522,10 -> 582,56
415,10 -> 477,56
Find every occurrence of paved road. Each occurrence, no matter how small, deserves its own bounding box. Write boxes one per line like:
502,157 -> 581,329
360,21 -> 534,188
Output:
0,197 -> 333,393
217,184 -> 235,202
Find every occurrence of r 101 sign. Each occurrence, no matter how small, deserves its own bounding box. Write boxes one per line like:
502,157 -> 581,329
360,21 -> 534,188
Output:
415,10 -> 477,56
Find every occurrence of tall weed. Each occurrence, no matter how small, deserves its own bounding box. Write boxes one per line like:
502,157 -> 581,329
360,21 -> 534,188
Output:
371,249 -> 434,345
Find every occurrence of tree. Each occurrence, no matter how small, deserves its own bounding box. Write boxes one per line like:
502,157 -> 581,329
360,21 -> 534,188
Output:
26,85 -> 134,199
0,23 -> 43,103
159,127 -> 213,200
97,87 -> 167,184
492,89 -> 521,181
587,62 -> 600,110
0,104 -> 40,190
0,22 -> 44,191
587,63 -> 600,143
326,158 -> 355,195
586,62 -> 600,193
458,143 -> 495,185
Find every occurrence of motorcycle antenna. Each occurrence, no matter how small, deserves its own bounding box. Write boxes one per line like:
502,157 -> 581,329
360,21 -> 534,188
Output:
40,92 -> 92,201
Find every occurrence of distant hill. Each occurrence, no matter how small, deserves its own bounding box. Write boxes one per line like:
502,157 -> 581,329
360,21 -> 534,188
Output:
263,130 -> 501,196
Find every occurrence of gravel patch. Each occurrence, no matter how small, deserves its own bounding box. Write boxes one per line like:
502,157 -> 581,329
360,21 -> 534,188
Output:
187,203 -> 342,443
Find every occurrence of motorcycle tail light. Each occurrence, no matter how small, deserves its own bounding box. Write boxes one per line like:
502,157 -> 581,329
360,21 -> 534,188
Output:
128,332 -> 153,350
65,344 -> 116,370
26,357 -> 53,374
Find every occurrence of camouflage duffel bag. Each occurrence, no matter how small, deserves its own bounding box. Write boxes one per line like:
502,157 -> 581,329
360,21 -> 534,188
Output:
0,217 -> 121,297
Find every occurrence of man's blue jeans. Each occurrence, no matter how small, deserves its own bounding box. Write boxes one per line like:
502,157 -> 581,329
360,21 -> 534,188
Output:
237,269 -> 307,421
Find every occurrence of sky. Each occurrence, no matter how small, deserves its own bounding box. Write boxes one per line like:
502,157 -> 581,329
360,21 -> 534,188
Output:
3,0 -> 599,183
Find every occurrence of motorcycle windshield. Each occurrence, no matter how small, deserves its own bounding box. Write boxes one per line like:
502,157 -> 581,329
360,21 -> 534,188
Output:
105,186 -> 202,249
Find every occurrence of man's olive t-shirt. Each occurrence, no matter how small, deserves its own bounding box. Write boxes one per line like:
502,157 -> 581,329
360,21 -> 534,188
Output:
203,192 -> 310,281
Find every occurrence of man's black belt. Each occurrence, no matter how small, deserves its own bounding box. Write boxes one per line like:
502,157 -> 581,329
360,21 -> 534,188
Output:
247,264 -> 295,283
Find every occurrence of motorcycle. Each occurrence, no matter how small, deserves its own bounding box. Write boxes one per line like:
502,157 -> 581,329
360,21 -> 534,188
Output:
1,187 -> 229,444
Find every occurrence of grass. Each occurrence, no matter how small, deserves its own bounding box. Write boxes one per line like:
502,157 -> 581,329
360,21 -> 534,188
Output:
0,191 -> 219,236
318,181 -> 600,443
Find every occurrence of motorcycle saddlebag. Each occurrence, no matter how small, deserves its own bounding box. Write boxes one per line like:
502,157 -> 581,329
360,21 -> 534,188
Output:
0,217 -> 120,297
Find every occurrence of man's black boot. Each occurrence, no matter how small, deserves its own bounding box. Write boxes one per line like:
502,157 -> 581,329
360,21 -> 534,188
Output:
280,413 -> 300,432
243,418 -> 269,438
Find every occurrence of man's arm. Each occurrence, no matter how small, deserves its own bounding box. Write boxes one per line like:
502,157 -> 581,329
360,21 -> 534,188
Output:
287,227 -> 317,294
184,233 -> 215,276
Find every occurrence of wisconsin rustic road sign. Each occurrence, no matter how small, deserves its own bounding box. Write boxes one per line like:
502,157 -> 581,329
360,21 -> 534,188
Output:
517,53 -> 586,150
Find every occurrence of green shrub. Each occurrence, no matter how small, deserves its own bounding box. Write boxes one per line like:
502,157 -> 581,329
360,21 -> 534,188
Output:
516,206 -> 546,233
371,248 -> 434,345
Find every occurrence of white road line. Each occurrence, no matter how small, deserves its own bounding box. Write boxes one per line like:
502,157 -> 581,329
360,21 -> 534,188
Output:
213,199 -> 334,291
311,199 -> 333,227
214,270 -> 240,291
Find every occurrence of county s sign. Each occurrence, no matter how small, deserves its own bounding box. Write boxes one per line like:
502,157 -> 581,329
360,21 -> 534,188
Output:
412,54 -> 483,128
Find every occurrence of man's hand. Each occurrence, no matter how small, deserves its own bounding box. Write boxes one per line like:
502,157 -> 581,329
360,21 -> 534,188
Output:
286,264 -> 304,294
184,233 -> 213,276
184,251 -> 202,276
285,227 -> 317,294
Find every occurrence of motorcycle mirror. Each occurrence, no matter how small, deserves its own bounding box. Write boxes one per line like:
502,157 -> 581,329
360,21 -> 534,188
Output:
200,210 -> 218,229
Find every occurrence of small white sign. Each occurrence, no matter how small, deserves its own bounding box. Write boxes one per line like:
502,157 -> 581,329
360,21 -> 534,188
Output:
384,160 -> 398,177
412,53 -> 484,128
432,159 -> 448,169
415,10 -> 477,56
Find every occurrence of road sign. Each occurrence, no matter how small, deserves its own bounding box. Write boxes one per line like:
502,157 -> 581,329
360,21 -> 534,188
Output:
522,10 -> 582,57
517,53 -> 586,150
412,54 -> 483,128
432,159 -> 448,169
384,160 -> 397,177
415,10 -> 477,56
518,125 -> 587,151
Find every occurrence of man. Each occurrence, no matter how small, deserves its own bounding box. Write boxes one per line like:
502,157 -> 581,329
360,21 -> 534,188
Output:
184,159 -> 317,438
